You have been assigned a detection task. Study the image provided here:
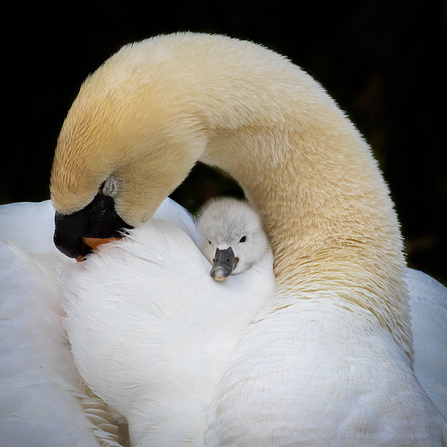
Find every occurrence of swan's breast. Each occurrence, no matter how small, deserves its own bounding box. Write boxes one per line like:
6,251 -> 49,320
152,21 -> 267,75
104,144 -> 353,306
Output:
60,213 -> 275,443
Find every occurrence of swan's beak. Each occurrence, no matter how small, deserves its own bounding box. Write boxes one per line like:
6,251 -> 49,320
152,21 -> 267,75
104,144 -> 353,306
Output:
53,193 -> 133,260
76,237 -> 121,262
210,247 -> 239,281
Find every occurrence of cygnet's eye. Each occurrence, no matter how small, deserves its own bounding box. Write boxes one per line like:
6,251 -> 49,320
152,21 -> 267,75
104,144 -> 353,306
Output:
239,236 -> 247,243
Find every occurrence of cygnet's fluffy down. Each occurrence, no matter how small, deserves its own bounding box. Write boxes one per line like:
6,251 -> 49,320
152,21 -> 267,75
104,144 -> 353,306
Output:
197,198 -> 270,281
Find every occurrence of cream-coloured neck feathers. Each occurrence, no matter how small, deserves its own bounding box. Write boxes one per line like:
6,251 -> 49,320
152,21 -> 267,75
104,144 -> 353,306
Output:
51,33 -> 410,359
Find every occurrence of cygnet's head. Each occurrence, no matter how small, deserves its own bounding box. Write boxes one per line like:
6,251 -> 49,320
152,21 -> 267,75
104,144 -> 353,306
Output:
197,198 -> 270,281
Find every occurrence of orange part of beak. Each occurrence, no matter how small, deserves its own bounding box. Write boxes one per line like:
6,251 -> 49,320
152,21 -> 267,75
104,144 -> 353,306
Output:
76,237 -> 121,262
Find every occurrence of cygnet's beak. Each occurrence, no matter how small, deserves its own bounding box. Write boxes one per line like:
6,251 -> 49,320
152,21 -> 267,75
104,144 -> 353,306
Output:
210,247 -> 239,281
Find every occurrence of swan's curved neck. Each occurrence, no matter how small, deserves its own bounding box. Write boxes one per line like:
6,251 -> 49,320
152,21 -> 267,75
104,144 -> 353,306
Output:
202,111 -> 399,284
194,57 -> 410,359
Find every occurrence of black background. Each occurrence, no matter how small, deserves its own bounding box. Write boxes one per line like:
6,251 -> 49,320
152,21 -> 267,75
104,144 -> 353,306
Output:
3,1 -> 446,283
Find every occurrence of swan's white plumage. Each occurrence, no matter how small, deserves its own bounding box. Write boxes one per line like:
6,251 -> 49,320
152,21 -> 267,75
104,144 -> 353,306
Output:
409,269 -> 447,418
204,294 -> 445,445
0,201 -> 124,447
0,199 -> 446,446
60,198 -> 275,445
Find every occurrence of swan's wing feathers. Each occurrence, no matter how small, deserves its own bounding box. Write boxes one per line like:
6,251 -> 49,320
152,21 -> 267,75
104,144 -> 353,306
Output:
61,216 -> 275,443
0,201 -> 60,254
152,197 -> 199,242
408,268 -> 447,418
205,297 -> 447,444
0,201 -> 123,447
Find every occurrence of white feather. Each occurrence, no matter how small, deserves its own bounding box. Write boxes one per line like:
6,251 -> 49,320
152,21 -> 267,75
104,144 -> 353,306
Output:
0,201 -> 125,447
1,199 -> 445,446
60,198 -> 274,445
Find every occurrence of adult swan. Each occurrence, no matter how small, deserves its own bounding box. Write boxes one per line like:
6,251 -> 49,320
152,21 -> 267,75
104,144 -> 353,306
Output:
25,33 -> 447,445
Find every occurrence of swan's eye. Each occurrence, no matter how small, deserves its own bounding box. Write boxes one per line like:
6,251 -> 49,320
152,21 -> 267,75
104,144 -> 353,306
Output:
209,240 -> 212,245
239,236 -> 247,243
100,176 -> 118,197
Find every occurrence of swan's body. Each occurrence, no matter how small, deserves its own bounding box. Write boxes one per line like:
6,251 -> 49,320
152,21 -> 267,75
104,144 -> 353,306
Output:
60,198 -> 274,445
1,32 -> 446,445
0,201 -> 125,447
0,199 -> 446,446
409,269 -> 447,418
197,198 -> 270,280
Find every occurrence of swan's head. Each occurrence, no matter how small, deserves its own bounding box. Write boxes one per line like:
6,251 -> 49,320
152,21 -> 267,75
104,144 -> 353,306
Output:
197,198 -> 270,281
50,39 -> 208,259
